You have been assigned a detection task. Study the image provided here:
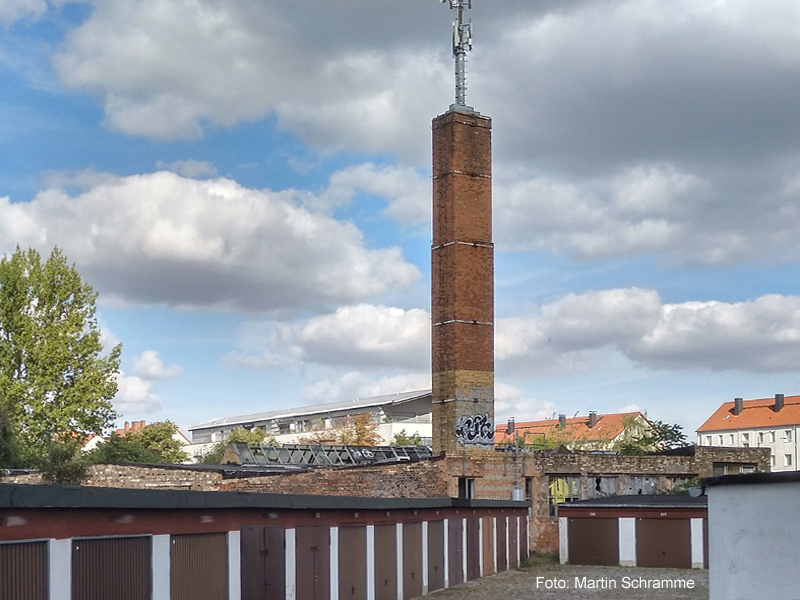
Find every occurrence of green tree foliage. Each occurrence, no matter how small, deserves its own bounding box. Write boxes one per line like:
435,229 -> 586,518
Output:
391,429 -> 423,446
88,433 -> 163,464
201,427 -> 273,465
615,419 -> 689,455
119,421 -> 188,464
0,247 -> 121,461
0,408 -> 21,468
38,438 -> 87,485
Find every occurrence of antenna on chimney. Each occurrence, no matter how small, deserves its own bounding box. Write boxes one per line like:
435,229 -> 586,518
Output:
441,0 -> 473,109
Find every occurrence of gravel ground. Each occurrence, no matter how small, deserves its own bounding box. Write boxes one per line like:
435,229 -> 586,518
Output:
420,563 -> 708,600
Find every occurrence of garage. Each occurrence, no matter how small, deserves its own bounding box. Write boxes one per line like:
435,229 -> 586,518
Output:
558,494 -> 707,569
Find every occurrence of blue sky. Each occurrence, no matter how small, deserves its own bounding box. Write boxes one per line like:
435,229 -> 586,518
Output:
4,0 -> 800,439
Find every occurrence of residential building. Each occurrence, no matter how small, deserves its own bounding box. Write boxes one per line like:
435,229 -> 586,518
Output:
696,394 -> 800,471
494,411 -> 654,451
186,390 -> 433,460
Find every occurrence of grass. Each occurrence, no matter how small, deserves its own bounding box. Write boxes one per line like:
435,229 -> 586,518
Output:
519,551 -> 560,571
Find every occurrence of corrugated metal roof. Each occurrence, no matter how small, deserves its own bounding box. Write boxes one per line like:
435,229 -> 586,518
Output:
696,395 -> 800,432
189,389 -> 431,431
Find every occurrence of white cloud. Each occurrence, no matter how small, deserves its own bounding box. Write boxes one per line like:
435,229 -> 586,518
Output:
52,0 -> 448,163
223,289 -> 800,379
0,0 -> 47,24
292,304 -> 430,370
0,171 -> 420,312
301,371 -> 431,406
630,294 -> 800,371
495,383 -> 557,423
42,0 -> 800,266
154,159 -> 217,179
495,165 -> 714,262
322,164 -> 430,225
113,372 -> 161,415
498,289 -> 800,374
132,350 -> 182,380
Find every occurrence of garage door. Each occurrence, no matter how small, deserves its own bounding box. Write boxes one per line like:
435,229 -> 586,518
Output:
567,518 -> 619,566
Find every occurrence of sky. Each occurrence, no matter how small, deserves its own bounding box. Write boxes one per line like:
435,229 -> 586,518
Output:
3,0 -> 800,439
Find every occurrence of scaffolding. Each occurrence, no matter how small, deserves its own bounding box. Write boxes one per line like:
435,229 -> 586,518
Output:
232,443 -> 433,468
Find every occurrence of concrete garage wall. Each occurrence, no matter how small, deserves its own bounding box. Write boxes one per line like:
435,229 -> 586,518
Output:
706,473 -> 800,600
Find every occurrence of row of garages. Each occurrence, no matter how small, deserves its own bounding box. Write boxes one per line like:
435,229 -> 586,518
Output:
0,483 -> 530,600
558,494 -> 708,569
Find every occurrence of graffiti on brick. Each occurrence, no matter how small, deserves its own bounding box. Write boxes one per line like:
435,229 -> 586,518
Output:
456,413 -> 494,447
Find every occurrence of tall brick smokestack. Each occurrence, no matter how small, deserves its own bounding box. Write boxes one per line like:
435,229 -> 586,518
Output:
431,108 -> 494,455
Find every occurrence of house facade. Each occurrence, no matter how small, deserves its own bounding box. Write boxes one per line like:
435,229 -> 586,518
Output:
186,390 -> 433,461
696,394 -> 800,472
494,411 -> 654,451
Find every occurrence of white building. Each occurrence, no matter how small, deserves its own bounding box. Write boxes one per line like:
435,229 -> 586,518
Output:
186,390 -> 432,460
696,394 -> 799,472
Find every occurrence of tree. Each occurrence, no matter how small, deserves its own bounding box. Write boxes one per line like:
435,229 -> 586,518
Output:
120,421 -> 188,464
336,413 -> 382,446
0,247 -> 121,460
615,419 -> 689,455
0,407 -> 21,468
88,433 -> 163,464
201,427 -> 273,465
391,429 -> 423,446
38,438 -> 88,485
295,414 -> 383,446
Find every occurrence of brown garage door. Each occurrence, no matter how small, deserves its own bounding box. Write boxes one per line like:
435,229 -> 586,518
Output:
72,536 -> 151,600
427,521 -> 445,593
636,519 -> 691,568
481,517 -> 494,576
466,518 -> 480,581
296,526 -> 330,600
241,526 -> 285,600
402,522 -> 423,600
508,517 -> 519,569
171,533 -> 229,600
447,518 -> 463,586
339,526 -> 367,600
374,525 -> 397,600
496,517 -> 507,573
567,518 -> 619,566
0,541 -> 47,600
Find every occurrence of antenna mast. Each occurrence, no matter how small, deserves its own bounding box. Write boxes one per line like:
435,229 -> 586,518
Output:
441,0 -> 473,109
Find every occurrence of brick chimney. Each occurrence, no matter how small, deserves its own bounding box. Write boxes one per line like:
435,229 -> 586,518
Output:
558,414 -> 567,429
431,108 -> 494,455
775,393 -> 785,412
588,411 -> 598,428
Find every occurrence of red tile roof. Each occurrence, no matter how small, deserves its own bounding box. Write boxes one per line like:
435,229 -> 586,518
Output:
495,412 -> 648,445
116,420 -> 147,437
697,395 -> 800,432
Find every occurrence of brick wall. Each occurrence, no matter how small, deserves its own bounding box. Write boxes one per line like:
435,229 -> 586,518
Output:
219,459 -> 449,498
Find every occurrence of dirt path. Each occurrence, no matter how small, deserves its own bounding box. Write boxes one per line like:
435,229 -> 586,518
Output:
421,563 -> 708,600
